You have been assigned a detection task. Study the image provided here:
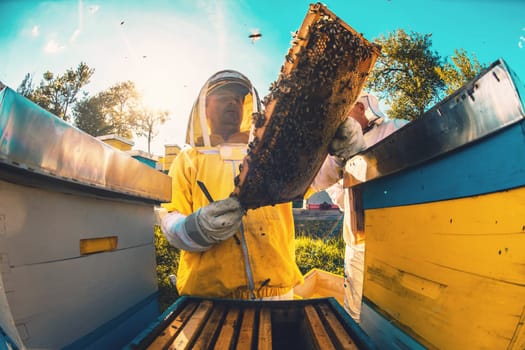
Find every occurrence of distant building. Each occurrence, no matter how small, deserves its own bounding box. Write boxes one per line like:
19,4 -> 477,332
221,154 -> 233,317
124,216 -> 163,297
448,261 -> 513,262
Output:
97,134 -> 160,170
163,144 -> 181,173
305,190 -> 339,210
97,134 -> 134,151
292,190 -> 340,210
127,149 -> 161,170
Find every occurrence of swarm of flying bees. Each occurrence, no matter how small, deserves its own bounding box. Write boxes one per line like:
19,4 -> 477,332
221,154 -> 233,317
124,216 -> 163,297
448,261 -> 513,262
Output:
233,3 -> 379,210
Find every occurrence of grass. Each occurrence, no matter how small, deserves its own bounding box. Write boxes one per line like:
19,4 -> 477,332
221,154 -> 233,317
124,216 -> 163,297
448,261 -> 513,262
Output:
154,226 -> 180,311
295,235 -> 345,276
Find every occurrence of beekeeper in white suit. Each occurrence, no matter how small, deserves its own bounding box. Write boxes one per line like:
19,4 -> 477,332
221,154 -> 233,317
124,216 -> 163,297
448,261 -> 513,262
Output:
312,93 -> 408,321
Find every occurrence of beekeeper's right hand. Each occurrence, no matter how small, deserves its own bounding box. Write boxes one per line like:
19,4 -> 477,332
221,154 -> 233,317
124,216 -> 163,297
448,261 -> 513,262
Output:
161,197 -> 243,252
187,197 -> 243,244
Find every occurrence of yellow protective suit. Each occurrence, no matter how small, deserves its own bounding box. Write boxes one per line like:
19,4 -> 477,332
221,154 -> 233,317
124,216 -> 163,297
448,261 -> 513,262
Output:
162,70 -> 304,299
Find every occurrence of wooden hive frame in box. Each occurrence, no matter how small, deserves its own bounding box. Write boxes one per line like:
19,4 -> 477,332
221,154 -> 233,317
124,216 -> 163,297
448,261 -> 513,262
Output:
233,2 -> 380,209
126,296 -> 376,349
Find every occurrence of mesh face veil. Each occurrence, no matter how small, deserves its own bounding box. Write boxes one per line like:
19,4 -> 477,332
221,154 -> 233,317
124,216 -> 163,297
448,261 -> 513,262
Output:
358,93 -> 386,122
186,70 -> 261,147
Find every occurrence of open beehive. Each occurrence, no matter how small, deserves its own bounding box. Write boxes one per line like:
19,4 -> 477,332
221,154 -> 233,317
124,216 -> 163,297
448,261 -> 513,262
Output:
126,297 -> 376,349
233,2 -> 380,209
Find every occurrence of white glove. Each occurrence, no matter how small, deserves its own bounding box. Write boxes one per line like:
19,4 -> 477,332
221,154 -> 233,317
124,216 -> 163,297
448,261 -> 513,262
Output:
328,118 -> 366,161
185,197 -> 243,246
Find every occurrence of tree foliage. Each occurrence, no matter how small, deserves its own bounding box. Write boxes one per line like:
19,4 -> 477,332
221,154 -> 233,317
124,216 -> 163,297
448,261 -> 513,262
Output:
73,93 -> 114,136
367,29 -> 445,121
435,48 -> 486,95
17,62 -> 94,121
74,81 -> 169,150
74,81 -> 139,139
99,81 -> 139,139
366,30 -> 487,121
17,63 -> 168,154
17,73 -> 34,97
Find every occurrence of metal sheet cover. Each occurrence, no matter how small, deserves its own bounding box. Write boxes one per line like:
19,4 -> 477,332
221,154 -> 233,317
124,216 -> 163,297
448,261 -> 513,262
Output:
0,86 -> 171,202
344,58 -> 525,188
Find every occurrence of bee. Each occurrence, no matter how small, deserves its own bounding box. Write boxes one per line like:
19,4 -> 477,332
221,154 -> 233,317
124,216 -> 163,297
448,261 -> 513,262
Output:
249,30 -> 262,44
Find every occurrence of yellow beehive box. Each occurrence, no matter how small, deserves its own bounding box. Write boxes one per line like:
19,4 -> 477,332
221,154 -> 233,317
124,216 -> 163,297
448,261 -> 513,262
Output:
97,134 -> 134,151
163,144 -> 181,172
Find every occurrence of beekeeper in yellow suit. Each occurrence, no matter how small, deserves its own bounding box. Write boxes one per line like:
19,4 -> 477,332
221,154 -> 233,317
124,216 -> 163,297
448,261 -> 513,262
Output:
161,70 -> 364,300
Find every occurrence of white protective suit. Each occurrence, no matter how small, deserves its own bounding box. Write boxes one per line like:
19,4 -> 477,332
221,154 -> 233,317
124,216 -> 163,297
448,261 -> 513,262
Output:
313,94 -> 408,321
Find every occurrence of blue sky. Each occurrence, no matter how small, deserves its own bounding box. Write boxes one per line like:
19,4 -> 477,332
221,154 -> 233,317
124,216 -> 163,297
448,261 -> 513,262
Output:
0,0 -> 523,155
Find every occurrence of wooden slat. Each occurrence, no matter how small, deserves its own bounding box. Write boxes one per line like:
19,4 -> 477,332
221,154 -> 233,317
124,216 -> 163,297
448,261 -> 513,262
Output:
304,305 -> 336,350
192,305 -> 226,350
236,308 -> 255,350
317,304 -> 359,350
213,307 -> 240,349
147,302 -> 199,350
168,300 -> 213,349
258,308 -> 272,350
145,299 -> 368,350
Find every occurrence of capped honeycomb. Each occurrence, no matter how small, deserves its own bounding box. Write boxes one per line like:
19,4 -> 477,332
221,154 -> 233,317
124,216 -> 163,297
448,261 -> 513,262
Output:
233,2 -> 380,209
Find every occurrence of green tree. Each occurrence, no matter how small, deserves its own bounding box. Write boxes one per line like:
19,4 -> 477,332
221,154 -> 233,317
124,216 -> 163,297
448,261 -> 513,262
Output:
17,62 -> 94,121
99,81 -> 139,139
17,73 -> 34,97
435,48 -> 486,95
73,93 -> 114,136
134,108 -> 169,153
367,29 -> 444,121
73,81 -> 139,139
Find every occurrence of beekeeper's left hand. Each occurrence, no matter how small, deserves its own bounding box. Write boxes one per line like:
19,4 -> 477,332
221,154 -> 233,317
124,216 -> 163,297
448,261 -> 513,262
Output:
328,118 -> 366,161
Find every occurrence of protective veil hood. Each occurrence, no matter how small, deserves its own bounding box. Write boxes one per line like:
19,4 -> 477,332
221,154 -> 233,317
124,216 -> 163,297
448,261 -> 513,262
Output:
185,70 -> 261,147
358,93 -> 387,123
